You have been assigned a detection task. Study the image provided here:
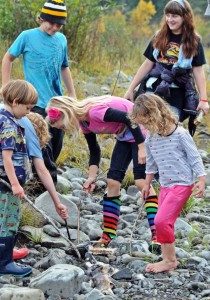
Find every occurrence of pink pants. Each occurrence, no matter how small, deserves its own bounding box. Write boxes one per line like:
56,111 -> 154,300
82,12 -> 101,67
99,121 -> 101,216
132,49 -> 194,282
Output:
155,185 -> 193,244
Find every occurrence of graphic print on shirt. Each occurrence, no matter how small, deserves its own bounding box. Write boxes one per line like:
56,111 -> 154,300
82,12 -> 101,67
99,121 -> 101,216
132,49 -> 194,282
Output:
158,42 -> 180,65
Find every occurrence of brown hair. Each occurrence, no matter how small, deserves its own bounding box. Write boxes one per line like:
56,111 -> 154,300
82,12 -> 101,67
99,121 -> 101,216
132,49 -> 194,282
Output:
130,93 -> 177,136
27,112 -> 50,148
153,0 -> 199,58
1,80 -> 38,106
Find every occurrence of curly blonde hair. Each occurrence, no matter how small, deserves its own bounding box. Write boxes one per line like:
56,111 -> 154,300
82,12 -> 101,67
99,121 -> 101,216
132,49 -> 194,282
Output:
130,93 -> 177,136
27,112 -> 51,148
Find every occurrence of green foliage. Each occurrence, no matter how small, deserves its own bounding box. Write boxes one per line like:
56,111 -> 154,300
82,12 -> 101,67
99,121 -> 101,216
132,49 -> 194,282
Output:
181,196 -> 197,216
97,11 -> 130,64
122,169 -> 135,188
0,0 -> 116,63
20,203 -> 43,228
56,134 -> 88,169
0,0 -> 41,40
24,229 -> 43,244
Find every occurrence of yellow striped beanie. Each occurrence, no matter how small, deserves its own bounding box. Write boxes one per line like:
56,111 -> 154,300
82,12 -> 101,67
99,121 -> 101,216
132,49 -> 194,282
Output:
40,0 -> 67,25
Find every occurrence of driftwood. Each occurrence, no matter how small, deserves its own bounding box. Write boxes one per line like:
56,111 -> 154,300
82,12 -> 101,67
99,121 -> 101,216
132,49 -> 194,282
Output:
86,260 -> 115,295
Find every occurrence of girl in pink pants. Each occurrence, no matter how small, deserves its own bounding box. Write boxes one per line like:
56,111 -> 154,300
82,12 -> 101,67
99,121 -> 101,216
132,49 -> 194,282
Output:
131,93 -> 206,273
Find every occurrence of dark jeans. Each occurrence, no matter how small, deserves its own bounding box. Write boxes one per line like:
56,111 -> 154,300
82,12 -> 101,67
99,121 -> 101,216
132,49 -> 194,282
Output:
31,106 -> 64,185
107,140 -> 146,183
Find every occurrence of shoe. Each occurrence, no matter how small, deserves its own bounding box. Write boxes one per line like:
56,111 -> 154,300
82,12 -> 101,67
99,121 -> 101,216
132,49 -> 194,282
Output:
148,241 -> 161,255
13,248 -> 29,260
92,238 -> 110,248
0,262 -> 32,278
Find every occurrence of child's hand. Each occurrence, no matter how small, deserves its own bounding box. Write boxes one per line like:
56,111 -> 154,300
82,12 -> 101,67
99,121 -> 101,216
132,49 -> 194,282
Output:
141,183 -> 150,201
192,181 -> 206,198
55,203 -> 68,219
138,143 -> 146,164
83,177 -> 96,193
124,89 -> 134,102
12,184 -> 25,198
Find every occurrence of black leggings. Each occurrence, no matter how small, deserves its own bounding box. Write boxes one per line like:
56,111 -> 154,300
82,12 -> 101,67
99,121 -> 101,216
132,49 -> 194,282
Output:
107,140 -> 146,183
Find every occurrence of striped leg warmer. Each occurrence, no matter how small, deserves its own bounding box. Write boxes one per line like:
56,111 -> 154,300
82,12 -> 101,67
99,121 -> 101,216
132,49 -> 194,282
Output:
101,195 -> 121,243
144,195 -> 158,241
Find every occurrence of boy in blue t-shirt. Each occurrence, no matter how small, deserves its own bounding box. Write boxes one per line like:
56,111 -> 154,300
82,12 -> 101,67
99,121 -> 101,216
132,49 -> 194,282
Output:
0,80 -> 37,277
1,0 -> 76,184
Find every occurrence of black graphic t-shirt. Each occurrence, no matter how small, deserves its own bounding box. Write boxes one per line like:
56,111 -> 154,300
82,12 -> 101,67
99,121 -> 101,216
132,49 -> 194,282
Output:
143,33 -> 206,109
144,32 -> 206,69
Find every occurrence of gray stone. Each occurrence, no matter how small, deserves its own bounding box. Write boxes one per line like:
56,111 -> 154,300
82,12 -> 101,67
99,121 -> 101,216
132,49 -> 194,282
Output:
71,181 -> 83,190
126,185 -> 139,197
63,167 -> 85,178
120,205 -> 134,214
112,268 -> 133,280
34,249 -> 68,269
35,191 -> 78,228
21,226 -> 69,248
60,227 -> 90,243
175,218 -> 193,236
0,286 -> 45,300
30,264 -> 84,298
186,213 -> 210,223
43,224 -> 61,237
84,288 -> 105,300
127,260 -> 147,273
80,219 -> 102,240
57,175 -> 72,193
203,234 -> 210,244
175,247 -> 191,259
199,250 -> 210,261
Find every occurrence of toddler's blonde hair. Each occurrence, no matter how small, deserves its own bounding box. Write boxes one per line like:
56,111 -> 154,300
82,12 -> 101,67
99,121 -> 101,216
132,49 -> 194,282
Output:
27,112 -> 51,148
131,93 -> 177,136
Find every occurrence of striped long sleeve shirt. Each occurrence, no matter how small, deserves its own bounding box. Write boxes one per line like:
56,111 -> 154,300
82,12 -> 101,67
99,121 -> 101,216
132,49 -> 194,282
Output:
145,126 -> 206,187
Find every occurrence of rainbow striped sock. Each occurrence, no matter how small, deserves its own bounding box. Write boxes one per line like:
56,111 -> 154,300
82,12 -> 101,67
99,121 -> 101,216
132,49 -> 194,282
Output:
144,195 -> 158,241
102,195 -> 121,242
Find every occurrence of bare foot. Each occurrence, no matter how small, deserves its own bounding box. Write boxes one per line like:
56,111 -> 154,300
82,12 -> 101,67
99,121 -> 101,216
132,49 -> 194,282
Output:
145,259 -> 179,273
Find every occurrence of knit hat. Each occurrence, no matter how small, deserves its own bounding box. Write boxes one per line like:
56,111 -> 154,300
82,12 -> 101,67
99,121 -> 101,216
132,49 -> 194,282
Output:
40,0 -> 67,25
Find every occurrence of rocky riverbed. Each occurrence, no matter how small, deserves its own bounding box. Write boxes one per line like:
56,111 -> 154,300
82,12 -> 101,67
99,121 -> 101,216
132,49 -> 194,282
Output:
1,126 -> 210,300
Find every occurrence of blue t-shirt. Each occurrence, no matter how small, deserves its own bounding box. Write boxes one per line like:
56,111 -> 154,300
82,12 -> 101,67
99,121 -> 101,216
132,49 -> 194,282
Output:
18,117 -> 43,160
8,28 -> 69,108
0,109 -> 30,185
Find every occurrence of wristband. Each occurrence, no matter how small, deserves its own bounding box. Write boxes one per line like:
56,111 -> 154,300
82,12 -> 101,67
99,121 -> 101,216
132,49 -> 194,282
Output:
199,99 -> 208,102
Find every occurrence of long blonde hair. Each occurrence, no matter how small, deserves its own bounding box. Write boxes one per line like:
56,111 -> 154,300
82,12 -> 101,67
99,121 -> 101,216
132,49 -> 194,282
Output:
46,95 -> 110,134
130,93 -> 177,136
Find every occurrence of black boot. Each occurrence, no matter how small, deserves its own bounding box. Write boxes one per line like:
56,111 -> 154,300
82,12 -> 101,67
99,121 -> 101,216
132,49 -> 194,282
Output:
0,236 -> 32,277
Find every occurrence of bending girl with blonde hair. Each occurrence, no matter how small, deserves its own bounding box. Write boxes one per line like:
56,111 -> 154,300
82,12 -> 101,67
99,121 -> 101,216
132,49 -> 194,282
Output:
46,95 -> 161,253
131,93 -> 206,273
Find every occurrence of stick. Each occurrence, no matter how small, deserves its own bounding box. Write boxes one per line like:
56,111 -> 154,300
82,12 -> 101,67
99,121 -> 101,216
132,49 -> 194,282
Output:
0,179 -> 81,260
77,199 -> 81,245
129,201 -> 145,255
65,219 -> 71,241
